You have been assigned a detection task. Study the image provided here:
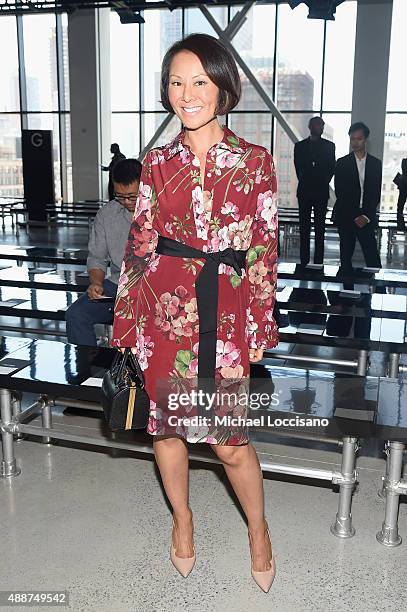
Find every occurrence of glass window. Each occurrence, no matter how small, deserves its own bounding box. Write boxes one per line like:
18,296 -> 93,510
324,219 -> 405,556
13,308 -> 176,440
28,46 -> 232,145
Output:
142,113 -> 181,151
229,113 -> 272,151
277,4 -> 324,111
274,113 -> 313,208
110,12 -> 139,112
63,114 -> 73,202
142,9 -> 183,112
26,113 -> 61,200
387,0 -> 407,111
321,113 -> 352,160
382,114 -> 407,212
231,4 -> 276,110
60,13 -> 70,111
111,113 -> 140,158
0,114 -> 23,198
0,17 -> 20,112
323,2 -> 357,111
23,14 -> 58,112
184,7 -> 227,36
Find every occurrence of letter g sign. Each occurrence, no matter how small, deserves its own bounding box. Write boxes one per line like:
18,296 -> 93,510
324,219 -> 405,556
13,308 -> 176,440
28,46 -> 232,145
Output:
31,132 -> 43,148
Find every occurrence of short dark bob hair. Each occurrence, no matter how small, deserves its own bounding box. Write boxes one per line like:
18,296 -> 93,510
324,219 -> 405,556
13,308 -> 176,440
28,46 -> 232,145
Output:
348,122 -> 370,139
112,158 -> 142,186
160,33 -> 241,115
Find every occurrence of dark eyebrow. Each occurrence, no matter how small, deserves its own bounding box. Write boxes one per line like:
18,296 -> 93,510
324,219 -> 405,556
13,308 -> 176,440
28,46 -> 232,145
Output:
169,74 -> 206,79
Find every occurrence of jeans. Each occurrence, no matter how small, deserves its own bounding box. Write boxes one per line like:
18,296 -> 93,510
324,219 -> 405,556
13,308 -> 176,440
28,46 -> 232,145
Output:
65,278 -> 117,346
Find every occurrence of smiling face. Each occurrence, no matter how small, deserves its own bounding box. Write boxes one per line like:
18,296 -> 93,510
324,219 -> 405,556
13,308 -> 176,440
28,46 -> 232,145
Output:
168,50 -> 219,129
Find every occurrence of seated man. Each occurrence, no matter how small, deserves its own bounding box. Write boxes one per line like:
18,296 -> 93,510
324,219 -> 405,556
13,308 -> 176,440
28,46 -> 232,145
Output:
66,158 -> 142,346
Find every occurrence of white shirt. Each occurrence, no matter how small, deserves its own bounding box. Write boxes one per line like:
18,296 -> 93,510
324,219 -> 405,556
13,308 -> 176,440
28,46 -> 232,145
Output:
355,152 -> 367,207
354,152 -> 370,224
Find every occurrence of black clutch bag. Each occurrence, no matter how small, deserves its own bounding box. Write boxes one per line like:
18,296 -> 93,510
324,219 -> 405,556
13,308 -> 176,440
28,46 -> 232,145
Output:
101,348 -> 150,431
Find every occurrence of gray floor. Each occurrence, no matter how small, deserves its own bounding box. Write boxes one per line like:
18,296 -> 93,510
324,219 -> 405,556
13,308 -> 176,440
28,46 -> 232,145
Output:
1,220 -> 407,612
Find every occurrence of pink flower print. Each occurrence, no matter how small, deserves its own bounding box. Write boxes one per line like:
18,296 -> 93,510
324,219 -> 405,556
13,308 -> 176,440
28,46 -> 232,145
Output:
257,190 -> 278,231
134,182 -> 152,220
185,298 -> 198,323
164,221 -> 174,235
134,225 -> 156,258
160,292 -> 181,316
136,333 -> 154,371
175,285 -> 188,305
216,340 -> 241,369
192,185 -> 207,240
220,364 -> 244,379
217,225 -> 232,250
188,357 -> 198,377
221,201 -> 240,220
117,271 -> 129,297
253,279 -> 273,303
216,149 -> 245,170
208,233 -> 221,252
180,148 -> 189,165
248,260 -> 268,285
150,150 -> 165,166
146,253 -> 160,275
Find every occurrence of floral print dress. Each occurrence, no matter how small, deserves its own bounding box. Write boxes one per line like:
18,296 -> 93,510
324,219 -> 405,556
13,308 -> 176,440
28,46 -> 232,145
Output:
111,125 -> 279,444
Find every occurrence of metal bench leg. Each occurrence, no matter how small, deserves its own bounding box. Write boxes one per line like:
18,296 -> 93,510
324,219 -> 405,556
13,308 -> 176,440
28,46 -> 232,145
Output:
41,396 -> 53,444
357,350 -> 369,375
0,388 -> 21,478
378,441 -> 390,499
376,441 -> 406,547
12,392 -> 25,442
331,436 -> 358,538
388,353 -> 400,378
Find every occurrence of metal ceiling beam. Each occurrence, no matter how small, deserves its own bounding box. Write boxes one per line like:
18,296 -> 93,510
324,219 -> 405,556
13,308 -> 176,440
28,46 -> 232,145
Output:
200,3 -> 301,144
139,1 -> 254,158
0,0 -> 282,16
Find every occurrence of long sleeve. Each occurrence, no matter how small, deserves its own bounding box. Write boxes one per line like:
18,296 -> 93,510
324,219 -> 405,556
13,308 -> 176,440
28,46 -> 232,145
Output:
327,142 -> 336,183
111,151 -> 158,347
87,210 -> 109,274
246,150 -> 279,350
293,142 -> 301,180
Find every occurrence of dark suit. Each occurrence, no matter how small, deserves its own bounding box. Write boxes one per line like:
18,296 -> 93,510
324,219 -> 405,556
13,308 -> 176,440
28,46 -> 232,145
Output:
294,137 -> 336,265
102,152 -> 126,200
333,152 -> 382,269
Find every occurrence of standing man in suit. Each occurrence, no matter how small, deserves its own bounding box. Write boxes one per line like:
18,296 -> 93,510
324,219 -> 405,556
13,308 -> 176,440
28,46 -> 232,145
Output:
294,116 -> 336,266
333,122 -> 382,271
102,143 -> 126,201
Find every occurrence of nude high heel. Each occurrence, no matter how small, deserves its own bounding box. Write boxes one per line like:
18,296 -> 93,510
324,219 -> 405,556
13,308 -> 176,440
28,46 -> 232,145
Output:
248,519 -> 276,593
170,516 -> 196,578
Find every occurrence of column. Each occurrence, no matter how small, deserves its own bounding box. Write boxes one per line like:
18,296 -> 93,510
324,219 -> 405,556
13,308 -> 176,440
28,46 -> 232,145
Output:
351,0 -> 393,160
68,9 -> 111,201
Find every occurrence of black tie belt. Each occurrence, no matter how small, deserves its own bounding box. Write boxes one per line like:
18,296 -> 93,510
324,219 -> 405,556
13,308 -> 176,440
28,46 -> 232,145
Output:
156,235 -> 248,404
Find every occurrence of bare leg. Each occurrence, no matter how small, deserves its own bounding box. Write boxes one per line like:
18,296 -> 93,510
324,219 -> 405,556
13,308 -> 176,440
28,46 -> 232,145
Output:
153,436 -> 194,558
211,442 -> 272,572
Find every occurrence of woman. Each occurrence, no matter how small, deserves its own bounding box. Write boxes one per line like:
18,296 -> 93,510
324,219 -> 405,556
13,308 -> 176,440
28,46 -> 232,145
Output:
112,33 -> 279,593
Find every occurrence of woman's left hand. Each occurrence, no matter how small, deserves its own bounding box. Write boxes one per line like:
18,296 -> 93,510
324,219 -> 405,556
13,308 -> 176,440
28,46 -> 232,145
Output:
249,348 -> 264,363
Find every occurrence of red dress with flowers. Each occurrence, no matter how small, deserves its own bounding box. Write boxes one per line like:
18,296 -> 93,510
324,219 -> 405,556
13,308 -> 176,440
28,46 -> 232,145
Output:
111,126 -> 279,444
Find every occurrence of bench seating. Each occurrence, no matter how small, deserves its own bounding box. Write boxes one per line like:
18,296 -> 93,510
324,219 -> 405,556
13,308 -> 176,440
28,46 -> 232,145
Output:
0,335 -> 405,545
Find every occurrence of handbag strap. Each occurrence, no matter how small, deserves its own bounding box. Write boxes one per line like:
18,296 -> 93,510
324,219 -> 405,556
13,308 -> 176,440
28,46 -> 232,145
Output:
113,348 -> 145,388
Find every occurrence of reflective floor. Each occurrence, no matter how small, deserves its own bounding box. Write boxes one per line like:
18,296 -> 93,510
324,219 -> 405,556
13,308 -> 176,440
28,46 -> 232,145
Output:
0,220 -> 406,611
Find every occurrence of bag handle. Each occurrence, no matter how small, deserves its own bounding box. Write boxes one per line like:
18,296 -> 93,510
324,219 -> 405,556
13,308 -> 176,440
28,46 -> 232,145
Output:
113,348 -> 145,388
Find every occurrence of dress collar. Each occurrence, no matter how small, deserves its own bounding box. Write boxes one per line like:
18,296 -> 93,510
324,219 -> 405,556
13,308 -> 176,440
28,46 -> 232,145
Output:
162,124 -> 248,161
